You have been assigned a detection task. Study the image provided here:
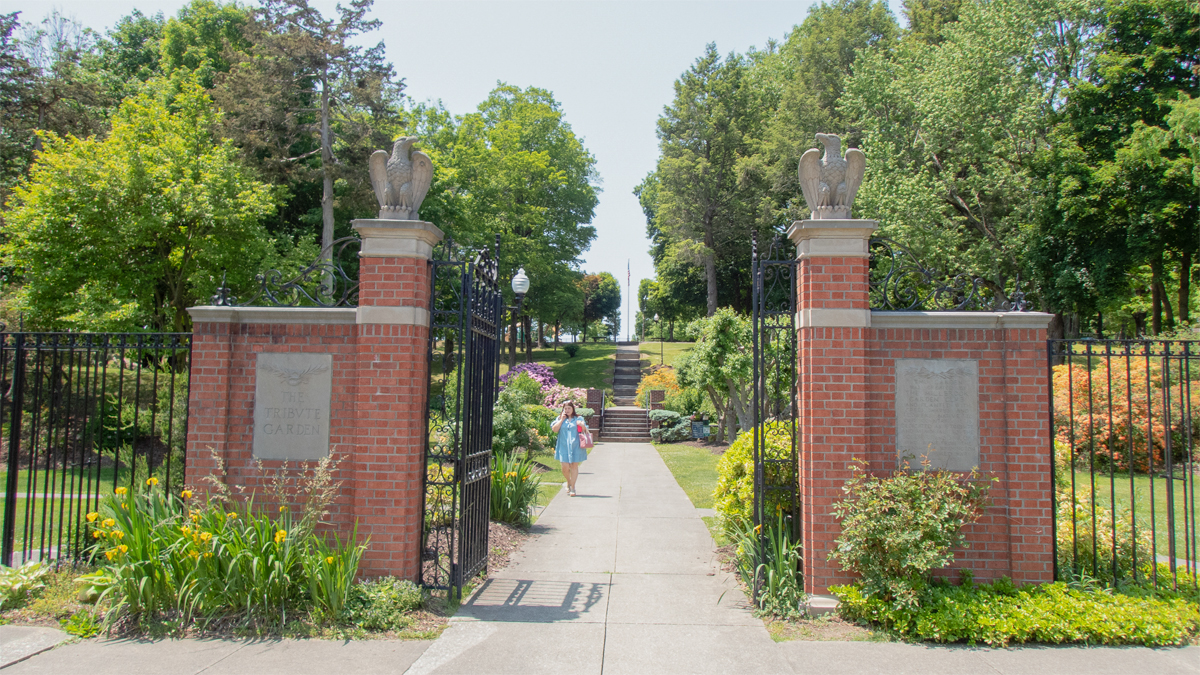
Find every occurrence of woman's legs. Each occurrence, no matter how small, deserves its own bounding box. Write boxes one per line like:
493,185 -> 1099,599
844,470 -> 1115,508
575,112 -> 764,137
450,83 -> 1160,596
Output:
561,458 -> 580,492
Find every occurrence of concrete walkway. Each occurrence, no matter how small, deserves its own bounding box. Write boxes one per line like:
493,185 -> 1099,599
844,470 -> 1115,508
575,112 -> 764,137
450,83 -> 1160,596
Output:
403,441 -> 788,675
4,440 -> 1199,674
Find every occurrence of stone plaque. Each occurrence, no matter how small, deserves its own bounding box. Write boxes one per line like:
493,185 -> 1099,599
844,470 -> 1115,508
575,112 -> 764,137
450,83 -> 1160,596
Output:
894,359 -> 979,471
253,352 -> 333,460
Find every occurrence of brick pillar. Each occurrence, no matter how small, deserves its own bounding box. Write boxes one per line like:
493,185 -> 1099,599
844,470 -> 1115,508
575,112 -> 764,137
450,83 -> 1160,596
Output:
789,218 -> 876,596
185,319 -> 235,482
350,218 -> 443,579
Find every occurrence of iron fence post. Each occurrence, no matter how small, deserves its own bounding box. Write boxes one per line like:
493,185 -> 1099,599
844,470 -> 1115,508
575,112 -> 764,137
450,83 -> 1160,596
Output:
2,334 -> 26,566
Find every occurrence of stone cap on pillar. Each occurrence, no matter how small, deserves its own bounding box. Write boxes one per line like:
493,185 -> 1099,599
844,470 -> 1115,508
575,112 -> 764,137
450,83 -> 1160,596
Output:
787,219 -> 877,259
351,219 -> 444,260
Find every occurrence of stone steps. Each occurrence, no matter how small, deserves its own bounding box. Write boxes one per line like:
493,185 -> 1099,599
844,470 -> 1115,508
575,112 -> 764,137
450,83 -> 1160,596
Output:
601,406 -> 651,441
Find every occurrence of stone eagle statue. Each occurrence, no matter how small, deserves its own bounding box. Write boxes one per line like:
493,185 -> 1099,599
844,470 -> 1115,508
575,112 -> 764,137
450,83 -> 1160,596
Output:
368,136 -> 433,220
798,133 -> 866,220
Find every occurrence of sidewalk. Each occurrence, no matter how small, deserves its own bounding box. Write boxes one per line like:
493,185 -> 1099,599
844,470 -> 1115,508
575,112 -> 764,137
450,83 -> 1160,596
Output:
3,441 -> 1198,674
402,441 -> 787,674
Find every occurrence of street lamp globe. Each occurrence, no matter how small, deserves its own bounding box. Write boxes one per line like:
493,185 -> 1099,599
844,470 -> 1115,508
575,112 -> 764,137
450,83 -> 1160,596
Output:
512,268 -> 530,296
653,313 -> 659,321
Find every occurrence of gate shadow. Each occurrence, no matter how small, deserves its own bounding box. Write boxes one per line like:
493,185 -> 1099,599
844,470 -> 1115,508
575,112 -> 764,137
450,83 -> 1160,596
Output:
457,578 -> 606,622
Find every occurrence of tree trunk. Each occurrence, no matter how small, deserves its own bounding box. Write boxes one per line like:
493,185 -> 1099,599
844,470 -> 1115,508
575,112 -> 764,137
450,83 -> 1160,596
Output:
554,319 -> 561,351
524,316 -> 533,361
509,311 -> 518,368
1178,251 -> 1192,325
442,331 -> 455,373
668,320 -> 675,341
704,248 -> 718,317
537,319 -> 544,349
1151,257 -> 1163,335
320,73 -> 334,262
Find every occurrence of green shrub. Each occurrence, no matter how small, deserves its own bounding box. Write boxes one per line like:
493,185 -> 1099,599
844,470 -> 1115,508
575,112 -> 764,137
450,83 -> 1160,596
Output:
564,344 -> 579,358
713,422 -> 795,534
490,452 -> 541,527
662,386 -> 706,416
344,577 -> 425,632
648,410 -> 681,425
0,561 -> 50,610
729,513 -> 804,617
831,458 -> 993,609
650,419 -> 691,442
834,578 -> 1200,647
492,388 -> 535,454
503,372 -> 544,406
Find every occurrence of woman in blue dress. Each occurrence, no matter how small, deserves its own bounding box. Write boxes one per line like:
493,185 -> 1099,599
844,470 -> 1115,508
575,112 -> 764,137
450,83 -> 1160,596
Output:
551,402 -> 589,496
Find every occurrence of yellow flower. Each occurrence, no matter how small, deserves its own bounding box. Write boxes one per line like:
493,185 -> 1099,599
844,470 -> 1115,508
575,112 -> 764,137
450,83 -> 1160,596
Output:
203,552 -> 212,558
754,524 -> 762,535
104,549 -> 117,561
92,531 -> 104,539
189,550 -> 199,559
199,532 -> 212,542
118,545 -> 128,554
121,504 -> 127,510
274,530 -> 287,544
181,490 -> 193,500
86,512 -> 98,523
115,487 -> 127,496
279,505 -> 287,513
325,556 -> 335,565
181,527 -> 192,536
190,513 -> 200,523
102,518 -> 115,528
110,530 -> 124,540
226,512 -> 238,520
146,477 -> 158,487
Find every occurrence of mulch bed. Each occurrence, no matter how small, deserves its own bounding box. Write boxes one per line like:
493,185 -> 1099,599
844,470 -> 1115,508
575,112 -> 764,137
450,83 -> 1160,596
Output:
486,521 -> 532,575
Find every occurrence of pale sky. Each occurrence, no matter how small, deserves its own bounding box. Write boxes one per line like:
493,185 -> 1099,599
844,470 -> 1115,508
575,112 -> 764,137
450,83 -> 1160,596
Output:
2,0 -> 907,338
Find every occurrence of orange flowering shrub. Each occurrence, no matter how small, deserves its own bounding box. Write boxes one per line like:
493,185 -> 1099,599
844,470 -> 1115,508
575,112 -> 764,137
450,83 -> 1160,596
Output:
636,365 -> 681,407
1053,351 -> 1200,473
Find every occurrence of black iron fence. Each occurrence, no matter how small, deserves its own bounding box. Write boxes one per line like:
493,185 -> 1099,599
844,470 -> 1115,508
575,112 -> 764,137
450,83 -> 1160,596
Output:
1048,339 -> 1198,591
1,333 -> 191,566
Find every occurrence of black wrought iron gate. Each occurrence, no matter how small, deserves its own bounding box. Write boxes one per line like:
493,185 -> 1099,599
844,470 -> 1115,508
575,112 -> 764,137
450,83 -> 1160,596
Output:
750,235 -> 801,597
422,238 -> 503,597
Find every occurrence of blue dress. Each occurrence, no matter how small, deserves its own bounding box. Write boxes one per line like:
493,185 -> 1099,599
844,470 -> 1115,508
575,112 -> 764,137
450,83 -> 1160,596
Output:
554,416 -> 589,463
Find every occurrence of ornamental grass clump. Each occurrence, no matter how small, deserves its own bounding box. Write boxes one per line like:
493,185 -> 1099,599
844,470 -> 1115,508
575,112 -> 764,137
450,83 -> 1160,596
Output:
831,457 -> 993,610
729,512 -> 804,617
490,452 -> 541,527
80,459 -> 368,631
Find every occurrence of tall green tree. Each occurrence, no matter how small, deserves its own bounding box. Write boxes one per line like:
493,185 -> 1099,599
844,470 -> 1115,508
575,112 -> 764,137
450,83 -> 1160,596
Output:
1037,0 -> 1198,334
215,0 -> 403,257
1,78 -> 301,331
643,44 -> 766,316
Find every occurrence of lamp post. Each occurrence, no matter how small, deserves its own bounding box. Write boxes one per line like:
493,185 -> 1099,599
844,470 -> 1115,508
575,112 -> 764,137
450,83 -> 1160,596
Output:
654,313 -> 662,366
508,267 -> 530,370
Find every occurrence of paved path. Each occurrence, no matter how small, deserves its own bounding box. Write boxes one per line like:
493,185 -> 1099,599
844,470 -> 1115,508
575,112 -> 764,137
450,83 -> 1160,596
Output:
403,441 -> 789,675
4,440 -> 1199,674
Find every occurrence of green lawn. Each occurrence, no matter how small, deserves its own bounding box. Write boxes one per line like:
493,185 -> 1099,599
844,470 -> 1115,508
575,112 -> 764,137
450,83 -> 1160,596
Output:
500,343 -> 617,391
1070,470 -> 1198,560
654,443 -> 721,509
639,341 -> 695,369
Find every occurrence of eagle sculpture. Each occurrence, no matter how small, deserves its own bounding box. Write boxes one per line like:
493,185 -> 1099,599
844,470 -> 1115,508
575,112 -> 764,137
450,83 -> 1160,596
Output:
368,136 -> 433,220
798,133 -> 866,220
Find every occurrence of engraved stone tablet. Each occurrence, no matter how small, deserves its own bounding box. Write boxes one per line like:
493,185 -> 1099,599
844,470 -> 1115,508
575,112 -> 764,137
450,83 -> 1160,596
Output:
894,359 -> 979,471
253,352 -> 332,460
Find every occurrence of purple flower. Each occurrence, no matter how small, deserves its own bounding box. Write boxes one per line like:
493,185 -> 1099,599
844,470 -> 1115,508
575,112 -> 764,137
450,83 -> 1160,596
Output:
499,362 -> 558,389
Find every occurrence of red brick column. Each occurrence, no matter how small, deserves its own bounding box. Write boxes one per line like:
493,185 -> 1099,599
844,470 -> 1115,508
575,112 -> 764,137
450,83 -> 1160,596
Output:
185,219 -> 442,581
788,219 -> 877,595
349,219 -> 443,579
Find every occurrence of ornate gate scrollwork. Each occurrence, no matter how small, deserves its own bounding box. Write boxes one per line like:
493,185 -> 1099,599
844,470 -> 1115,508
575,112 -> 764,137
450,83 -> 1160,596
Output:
421,237 -> 502,597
